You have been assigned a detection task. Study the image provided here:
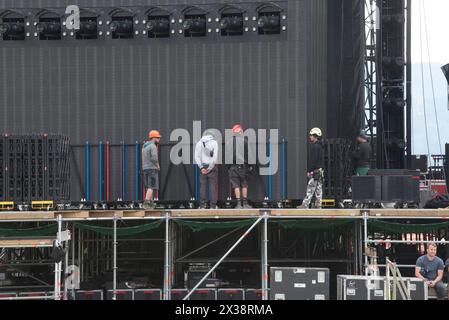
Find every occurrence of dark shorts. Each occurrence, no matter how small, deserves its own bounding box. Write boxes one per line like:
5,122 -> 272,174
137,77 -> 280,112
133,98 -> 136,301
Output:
229,165 -> 250,188
143,169 -> 159,190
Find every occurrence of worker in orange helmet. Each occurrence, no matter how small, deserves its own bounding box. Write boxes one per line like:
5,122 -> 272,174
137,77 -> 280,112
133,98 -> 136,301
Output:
142,130 -> 161,209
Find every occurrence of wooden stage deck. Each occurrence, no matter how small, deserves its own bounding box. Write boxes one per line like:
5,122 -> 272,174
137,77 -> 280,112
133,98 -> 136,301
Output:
0,208 -> 447,221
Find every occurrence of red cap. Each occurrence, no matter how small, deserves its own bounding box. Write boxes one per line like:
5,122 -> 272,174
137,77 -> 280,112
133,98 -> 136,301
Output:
232,124 -> 243,134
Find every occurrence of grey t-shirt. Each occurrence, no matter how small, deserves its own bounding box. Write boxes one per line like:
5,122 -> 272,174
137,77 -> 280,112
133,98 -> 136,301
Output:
416,255 -> 445,280
142,141 -> 159,170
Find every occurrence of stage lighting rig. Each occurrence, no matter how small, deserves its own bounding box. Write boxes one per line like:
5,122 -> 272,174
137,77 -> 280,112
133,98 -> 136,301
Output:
219,14 -> 243,36
110,17 -> 133,39
146,16 -> 170,38
183,15 -> 206,37
0,18 -> 25,40
36,18 -> 62,40
76,17 -> 97,40
257,13 -> 280,34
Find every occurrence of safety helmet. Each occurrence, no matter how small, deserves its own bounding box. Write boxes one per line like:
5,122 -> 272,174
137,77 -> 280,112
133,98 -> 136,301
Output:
358,130 -> 369,140
149,130 -> 161,139
309,127 -> 322,137
232,124 -> 243,134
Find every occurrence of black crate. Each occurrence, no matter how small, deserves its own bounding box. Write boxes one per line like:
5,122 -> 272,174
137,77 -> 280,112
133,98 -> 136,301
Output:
106,289 -> 134,300
190,289 -> 217,300
407,155 -> 428,173
217,289 -> 244,300
75,290 -> 104,300
185,270 -> 217,289
0,292 -> 17,299
352,175 -> 382,203
270,267 -> 329,300
134,289 -> 162,300
18,291 -> 53,299
337,275 -> 386,300
245,289 -> 263,300
171,289 -> 189,300
391,278 -> 427,300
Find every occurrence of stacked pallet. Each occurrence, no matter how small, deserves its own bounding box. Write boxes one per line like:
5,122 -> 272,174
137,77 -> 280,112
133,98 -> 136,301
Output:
0,134 -> 70,203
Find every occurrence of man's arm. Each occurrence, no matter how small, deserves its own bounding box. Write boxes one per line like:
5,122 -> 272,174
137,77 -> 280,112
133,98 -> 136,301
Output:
194,142 -> 202,169
433,269 -> 444,285
415,266 -> 425,280
150,145 -> 160,170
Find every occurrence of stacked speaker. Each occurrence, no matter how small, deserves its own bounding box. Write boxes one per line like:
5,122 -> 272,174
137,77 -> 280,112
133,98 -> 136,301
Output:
0,134 -> 70,202
352,170 -> 420,205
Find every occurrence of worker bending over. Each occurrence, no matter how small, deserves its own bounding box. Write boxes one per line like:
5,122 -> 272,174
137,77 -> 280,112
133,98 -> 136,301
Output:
195,130 -> 219,209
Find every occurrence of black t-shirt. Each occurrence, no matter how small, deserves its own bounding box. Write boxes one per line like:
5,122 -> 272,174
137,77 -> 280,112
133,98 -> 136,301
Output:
352,142 -> 372,168
307,141 -> 324,172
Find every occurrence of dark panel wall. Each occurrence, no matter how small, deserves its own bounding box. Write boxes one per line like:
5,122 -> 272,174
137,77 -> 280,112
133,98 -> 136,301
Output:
0,0 -> 340,201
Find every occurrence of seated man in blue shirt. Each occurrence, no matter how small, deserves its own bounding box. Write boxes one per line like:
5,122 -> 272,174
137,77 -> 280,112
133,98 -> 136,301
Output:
415,242 -> 446,299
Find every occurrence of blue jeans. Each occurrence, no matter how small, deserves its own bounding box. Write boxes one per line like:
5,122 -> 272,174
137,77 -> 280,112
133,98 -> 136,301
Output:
434,281 -> 447,299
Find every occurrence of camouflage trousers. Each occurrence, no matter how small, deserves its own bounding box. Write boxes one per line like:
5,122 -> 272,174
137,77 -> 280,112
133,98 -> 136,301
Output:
302,178 -> 323,208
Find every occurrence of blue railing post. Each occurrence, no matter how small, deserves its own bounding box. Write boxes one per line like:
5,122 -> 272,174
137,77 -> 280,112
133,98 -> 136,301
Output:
99,141 -> 103,201
86,141 -> 90,201
135,141 -> 139,201
122,142 -> 126,201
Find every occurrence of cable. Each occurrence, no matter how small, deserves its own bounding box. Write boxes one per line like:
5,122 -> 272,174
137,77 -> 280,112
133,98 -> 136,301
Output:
422,2 -> 444,155
422,1 -> 447,184
418,0 -> 431,162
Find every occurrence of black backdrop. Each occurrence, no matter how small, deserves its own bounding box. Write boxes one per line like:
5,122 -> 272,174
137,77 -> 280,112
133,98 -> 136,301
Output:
0,0 -> 365,201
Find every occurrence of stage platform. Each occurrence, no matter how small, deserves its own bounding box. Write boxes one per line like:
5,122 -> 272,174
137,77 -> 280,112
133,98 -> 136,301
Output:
0,208 -> 447,222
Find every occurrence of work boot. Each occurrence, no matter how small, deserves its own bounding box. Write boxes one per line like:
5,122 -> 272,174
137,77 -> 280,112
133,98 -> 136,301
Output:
143,200 -> 155,210
242,199 -> 253,209
297,203 -> 309,209
235,200 -> 243,209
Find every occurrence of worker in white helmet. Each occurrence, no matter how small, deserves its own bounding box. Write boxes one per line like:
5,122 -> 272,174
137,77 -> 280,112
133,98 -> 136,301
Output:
298,128 -> 325,209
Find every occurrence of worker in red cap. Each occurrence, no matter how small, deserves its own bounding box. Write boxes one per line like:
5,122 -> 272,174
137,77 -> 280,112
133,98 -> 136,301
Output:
227,124 -> 253,209
142,130 -> 161,209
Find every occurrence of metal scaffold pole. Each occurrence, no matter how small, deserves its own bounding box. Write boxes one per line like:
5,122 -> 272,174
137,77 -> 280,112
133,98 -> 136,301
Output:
64,227 -> 69,300
184,217 -> 263,301
71,222 -> 76,300
163,212 -> 171,300
362,210 -> 369,276
54,214 -> 63,300
113,214 -> 117,300
261,212 -> 269,300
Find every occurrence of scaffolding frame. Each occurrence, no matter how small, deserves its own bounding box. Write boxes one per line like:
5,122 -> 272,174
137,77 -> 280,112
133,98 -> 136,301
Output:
0,214 -> 68,300
1,208 -> 449,300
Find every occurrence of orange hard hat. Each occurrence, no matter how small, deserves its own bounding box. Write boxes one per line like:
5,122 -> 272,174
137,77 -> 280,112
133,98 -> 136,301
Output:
149,130 -> 161,139
232,124 -> 243,134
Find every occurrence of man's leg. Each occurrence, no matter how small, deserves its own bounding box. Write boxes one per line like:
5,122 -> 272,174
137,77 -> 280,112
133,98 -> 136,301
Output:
300,178 -> 317,208
145,188 -> 153,201
434,281 -> 447,299
314,181 -> 323,209
208,169 -> 218,208
199,172 -> 208,208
